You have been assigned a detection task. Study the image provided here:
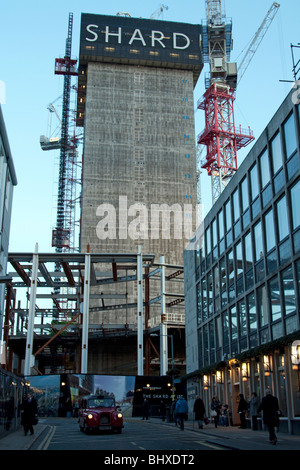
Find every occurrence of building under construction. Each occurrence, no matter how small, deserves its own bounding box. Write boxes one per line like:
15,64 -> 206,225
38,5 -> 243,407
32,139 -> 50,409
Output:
2,12 -> 203,378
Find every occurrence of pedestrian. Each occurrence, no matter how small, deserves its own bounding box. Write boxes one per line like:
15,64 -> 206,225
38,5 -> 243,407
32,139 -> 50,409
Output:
249,392 -> 258,430
193,396 -> 205,429
21,392 -> 38,436
237,393 -> 248,429
171,399 -> 178,425
159,400 -> 166,422
210,396 -> 221,428
142,398 -> 150,420
258,389 -> 280,445
219,404 -> 229,426
174,396 -> 188,430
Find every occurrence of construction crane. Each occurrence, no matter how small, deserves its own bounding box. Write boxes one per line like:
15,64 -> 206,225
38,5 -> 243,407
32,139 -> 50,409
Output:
197,1 -> 279,205
40,13 -> 79,252
40,102 -> 62,150
237,2 -> 280,84
53,13 -> 78,253
197,0 -> 254,205
150,4 -> 168,19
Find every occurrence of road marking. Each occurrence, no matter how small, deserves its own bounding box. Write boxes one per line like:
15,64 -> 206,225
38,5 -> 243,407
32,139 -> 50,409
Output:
131,441 -> 145,450
38,426 -> 56,450
196,441 -> 223,450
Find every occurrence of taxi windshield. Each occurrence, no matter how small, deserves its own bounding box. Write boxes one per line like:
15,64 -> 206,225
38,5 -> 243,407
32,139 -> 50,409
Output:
87,398 -> 115,408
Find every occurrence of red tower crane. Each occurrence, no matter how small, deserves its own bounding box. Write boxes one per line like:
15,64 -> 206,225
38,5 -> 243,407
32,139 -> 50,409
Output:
198,0 -> 255,204
198,1 -> 280,205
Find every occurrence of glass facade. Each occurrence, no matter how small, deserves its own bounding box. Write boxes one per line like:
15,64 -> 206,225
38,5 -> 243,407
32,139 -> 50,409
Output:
185,90 -> 300,431
195,100 -> 300,369
0,106 -> 17,340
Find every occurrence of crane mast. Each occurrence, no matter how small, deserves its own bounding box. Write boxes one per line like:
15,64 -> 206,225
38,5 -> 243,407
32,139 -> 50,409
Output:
237,2 -> 280,84
198,0 -> 254,204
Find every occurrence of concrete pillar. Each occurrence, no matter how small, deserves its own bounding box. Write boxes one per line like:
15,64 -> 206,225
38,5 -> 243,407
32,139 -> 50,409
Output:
160,255 -> 168,376
81,248 -> 91,373
137,245 -> 143,375
24,243 -> 39,376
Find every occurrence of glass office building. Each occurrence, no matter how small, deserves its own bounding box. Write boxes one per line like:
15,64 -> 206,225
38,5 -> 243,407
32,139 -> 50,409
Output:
0,105 -> 17,348
184,89 -> 300,434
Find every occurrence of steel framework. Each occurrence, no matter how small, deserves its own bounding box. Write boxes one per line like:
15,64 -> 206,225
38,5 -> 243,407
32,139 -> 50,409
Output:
54,13 -> 78,251
199,1 -> 254,204
197,83 -> 254,202
4,249 -> 186,376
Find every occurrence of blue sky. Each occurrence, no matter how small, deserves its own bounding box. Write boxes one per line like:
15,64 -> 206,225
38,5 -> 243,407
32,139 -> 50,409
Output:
1,0 -> 299,253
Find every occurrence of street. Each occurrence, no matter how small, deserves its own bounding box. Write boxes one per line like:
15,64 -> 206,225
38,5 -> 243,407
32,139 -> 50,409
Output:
31,417 -> 229,452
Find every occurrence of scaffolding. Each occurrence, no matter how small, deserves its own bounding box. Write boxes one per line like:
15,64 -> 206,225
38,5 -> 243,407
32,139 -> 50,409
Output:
4,248 -> 185,377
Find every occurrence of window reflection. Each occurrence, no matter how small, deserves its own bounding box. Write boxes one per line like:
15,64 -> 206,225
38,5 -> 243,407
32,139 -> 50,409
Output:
264,209 -> 276,252
254,221 -> 264,261
257,284 -> 268,326
233,189 -> 239,222
284,113 -> 297,160
250,163 -> 259,200
282,266 -> 296,316
230,306 -> 238,341
290,180 -> 300,230
269,276 -> 281,322
241,177 -> 249,212
276,196 -> 289,241
260,149 -> 270,189
238,299 -> 247,337
247,292 -> 257,333
271,132 -> 283,175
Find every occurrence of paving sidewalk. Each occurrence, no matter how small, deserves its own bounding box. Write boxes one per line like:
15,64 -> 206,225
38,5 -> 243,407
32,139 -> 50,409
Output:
139,416 -> 300,451
0,423 -> 47,451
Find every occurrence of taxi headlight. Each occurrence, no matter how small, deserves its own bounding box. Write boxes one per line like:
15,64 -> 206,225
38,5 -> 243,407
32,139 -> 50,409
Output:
87,414 -> 93,419
117,413 -> 123,419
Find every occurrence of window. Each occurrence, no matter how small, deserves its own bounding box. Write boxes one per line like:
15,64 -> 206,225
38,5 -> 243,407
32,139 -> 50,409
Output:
201,278 -> 207,322
282,266 -> 296,316
212,219 -> 217,248
244,231 -> 253,267
276,196 -> 289,241
284,113 -> 297,159
264,209 -> 276,252
218,209 -> 224,240
223,313 -> 230,347
269,276 -> 281,322
250,164 -> 259,201
220,256 -> 227,292
230,306 -> 238,341
241,177 -> 249,212
225,199 -> 231,232
227,250 -> 234,282
257,284 -> 268,326
260,149 -> 270,189
290,180 -> 300,230
247,292 -> 257,333
205,226 -> 211,254
271,132 -> 283,175
235,241 -> 243,277
233,189 -> 239,222
238,299 -> 247,337
254,221 -> 264,261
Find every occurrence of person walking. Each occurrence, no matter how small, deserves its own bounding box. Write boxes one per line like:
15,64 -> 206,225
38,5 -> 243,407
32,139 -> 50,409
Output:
175,396 -> 188,430
258,389 -> 280,445
210,396 -> 221,428
249,392 -> 258,430
142,398 -> 150,420
237,394 -> 248,429
193,396 -> 205,429
159,400 -> 166,422
21,392 -> 38,436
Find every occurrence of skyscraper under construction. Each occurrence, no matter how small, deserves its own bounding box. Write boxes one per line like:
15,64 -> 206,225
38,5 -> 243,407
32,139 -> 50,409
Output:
76,14 -> 203,365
